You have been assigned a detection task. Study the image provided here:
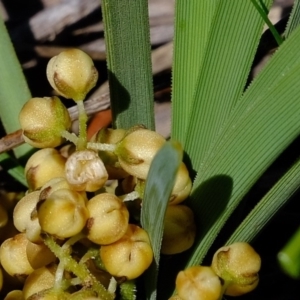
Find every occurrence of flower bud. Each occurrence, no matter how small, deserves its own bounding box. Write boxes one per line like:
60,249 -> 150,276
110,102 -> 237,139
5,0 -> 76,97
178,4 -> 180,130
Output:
91,128 -> 128,179
0,233 -> 34,281
37,189 -> 89,239
19,96 -> 71,148
115,128 -> 166,180
176,266 -> 222,300
46,48 -> 98,101
211,242 -> 261,296
25,148 -> 66,191
161,205 -> 196,255
100,224 -> 153,280
65,150 -> 108,192
169,163 -> 192,205
86,193 -> 129,245
13,191 -> 42,243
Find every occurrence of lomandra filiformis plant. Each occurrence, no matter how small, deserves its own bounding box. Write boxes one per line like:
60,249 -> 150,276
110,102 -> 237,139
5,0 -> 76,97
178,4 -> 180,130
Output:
0,48 -> 261,299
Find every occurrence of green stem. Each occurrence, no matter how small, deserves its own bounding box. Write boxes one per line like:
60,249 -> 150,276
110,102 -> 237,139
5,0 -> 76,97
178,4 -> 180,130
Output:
250,0 -> 284,45
43,234 -> 114,300
76,100 -> 88,150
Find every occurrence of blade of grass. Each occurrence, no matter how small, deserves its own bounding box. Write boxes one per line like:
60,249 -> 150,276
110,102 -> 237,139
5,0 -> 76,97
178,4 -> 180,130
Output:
285,0 -> 300,38
171,0 -> 218,143
0,16 -> 32,159
182,0 -> 273,173
185,24 -> 300,267
101,0 -> 154,130
141,141 -> 182,300
226,159 -> 300,244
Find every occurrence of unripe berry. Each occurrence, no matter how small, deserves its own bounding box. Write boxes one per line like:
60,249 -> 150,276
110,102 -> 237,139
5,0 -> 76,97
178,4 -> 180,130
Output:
161,205 -> 196,255
170,163 -> 192,205
13,191 -> 42,243
176,266 -> 222,300
86,193 -> 129,245
25,148 -> 66,191
91,128 -> 128,179
65,150 -> 108,192
0,233 -> 34,281
100,224 -> 153,280
22,264 -> 56,300
37,189 -> 89,239
4,290 -> 24,300
115,128 -> 166,180
211,242 -> 261,296
19,96 -> 71,148
46,48 -> 98,101
26,240 -> 56,269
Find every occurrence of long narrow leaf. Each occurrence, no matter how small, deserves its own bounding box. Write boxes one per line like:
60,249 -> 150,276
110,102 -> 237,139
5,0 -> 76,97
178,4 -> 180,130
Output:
183,0 -> 273,172
0,16 -> 32,158
186,24 -> 300,267
101,0 -> 154,130
226,159 -> 300,244
285,0 -> 300,38
141,141 -> 182,300
171,0 -> 218,143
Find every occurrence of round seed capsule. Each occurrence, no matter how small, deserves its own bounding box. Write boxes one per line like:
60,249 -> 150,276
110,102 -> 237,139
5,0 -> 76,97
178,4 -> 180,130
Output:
86,193 -> 129,245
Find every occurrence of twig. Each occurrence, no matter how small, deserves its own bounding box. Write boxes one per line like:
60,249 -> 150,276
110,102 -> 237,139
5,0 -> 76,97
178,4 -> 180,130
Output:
0,94 -> 110,154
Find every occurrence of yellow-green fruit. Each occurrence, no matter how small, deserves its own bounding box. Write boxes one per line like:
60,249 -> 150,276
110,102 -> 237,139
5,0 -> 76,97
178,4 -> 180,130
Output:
0,233 -> 34,281
100,224 -> 153,280
4,290 -> 24,300
46,48 -> 98,101
25,148 -> 66,191
211,242 -> 261,296
65,150 -> 108,192
26,241 -> 56,269
91,128 -> 128,179
115,128 -> 166,180
13,191 -> 42,243
37,189 -> 89,239
19,96 -> 71,148
161,205 -> 196,254
22,264 -> 56,300
176,266 -> 222,300
86,193 -> 129,245
169,163 -> 192,205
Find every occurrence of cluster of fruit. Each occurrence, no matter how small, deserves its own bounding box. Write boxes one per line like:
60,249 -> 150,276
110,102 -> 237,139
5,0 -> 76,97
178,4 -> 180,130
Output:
0,49 -> 261,299
0,49 -> 195,299
170,242 -> 261,300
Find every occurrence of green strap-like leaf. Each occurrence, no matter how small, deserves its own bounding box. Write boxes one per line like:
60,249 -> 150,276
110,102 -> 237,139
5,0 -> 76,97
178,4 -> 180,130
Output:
141,141 -> 182,300
171,0 -> 218,143
226,159 -> 300,244
278,226 -> 300,279
182,0 -> 273,171
0,16 -> 32,158
285,0 -> 300,38
101,0 -> 155,130
186,24 -> 300,267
